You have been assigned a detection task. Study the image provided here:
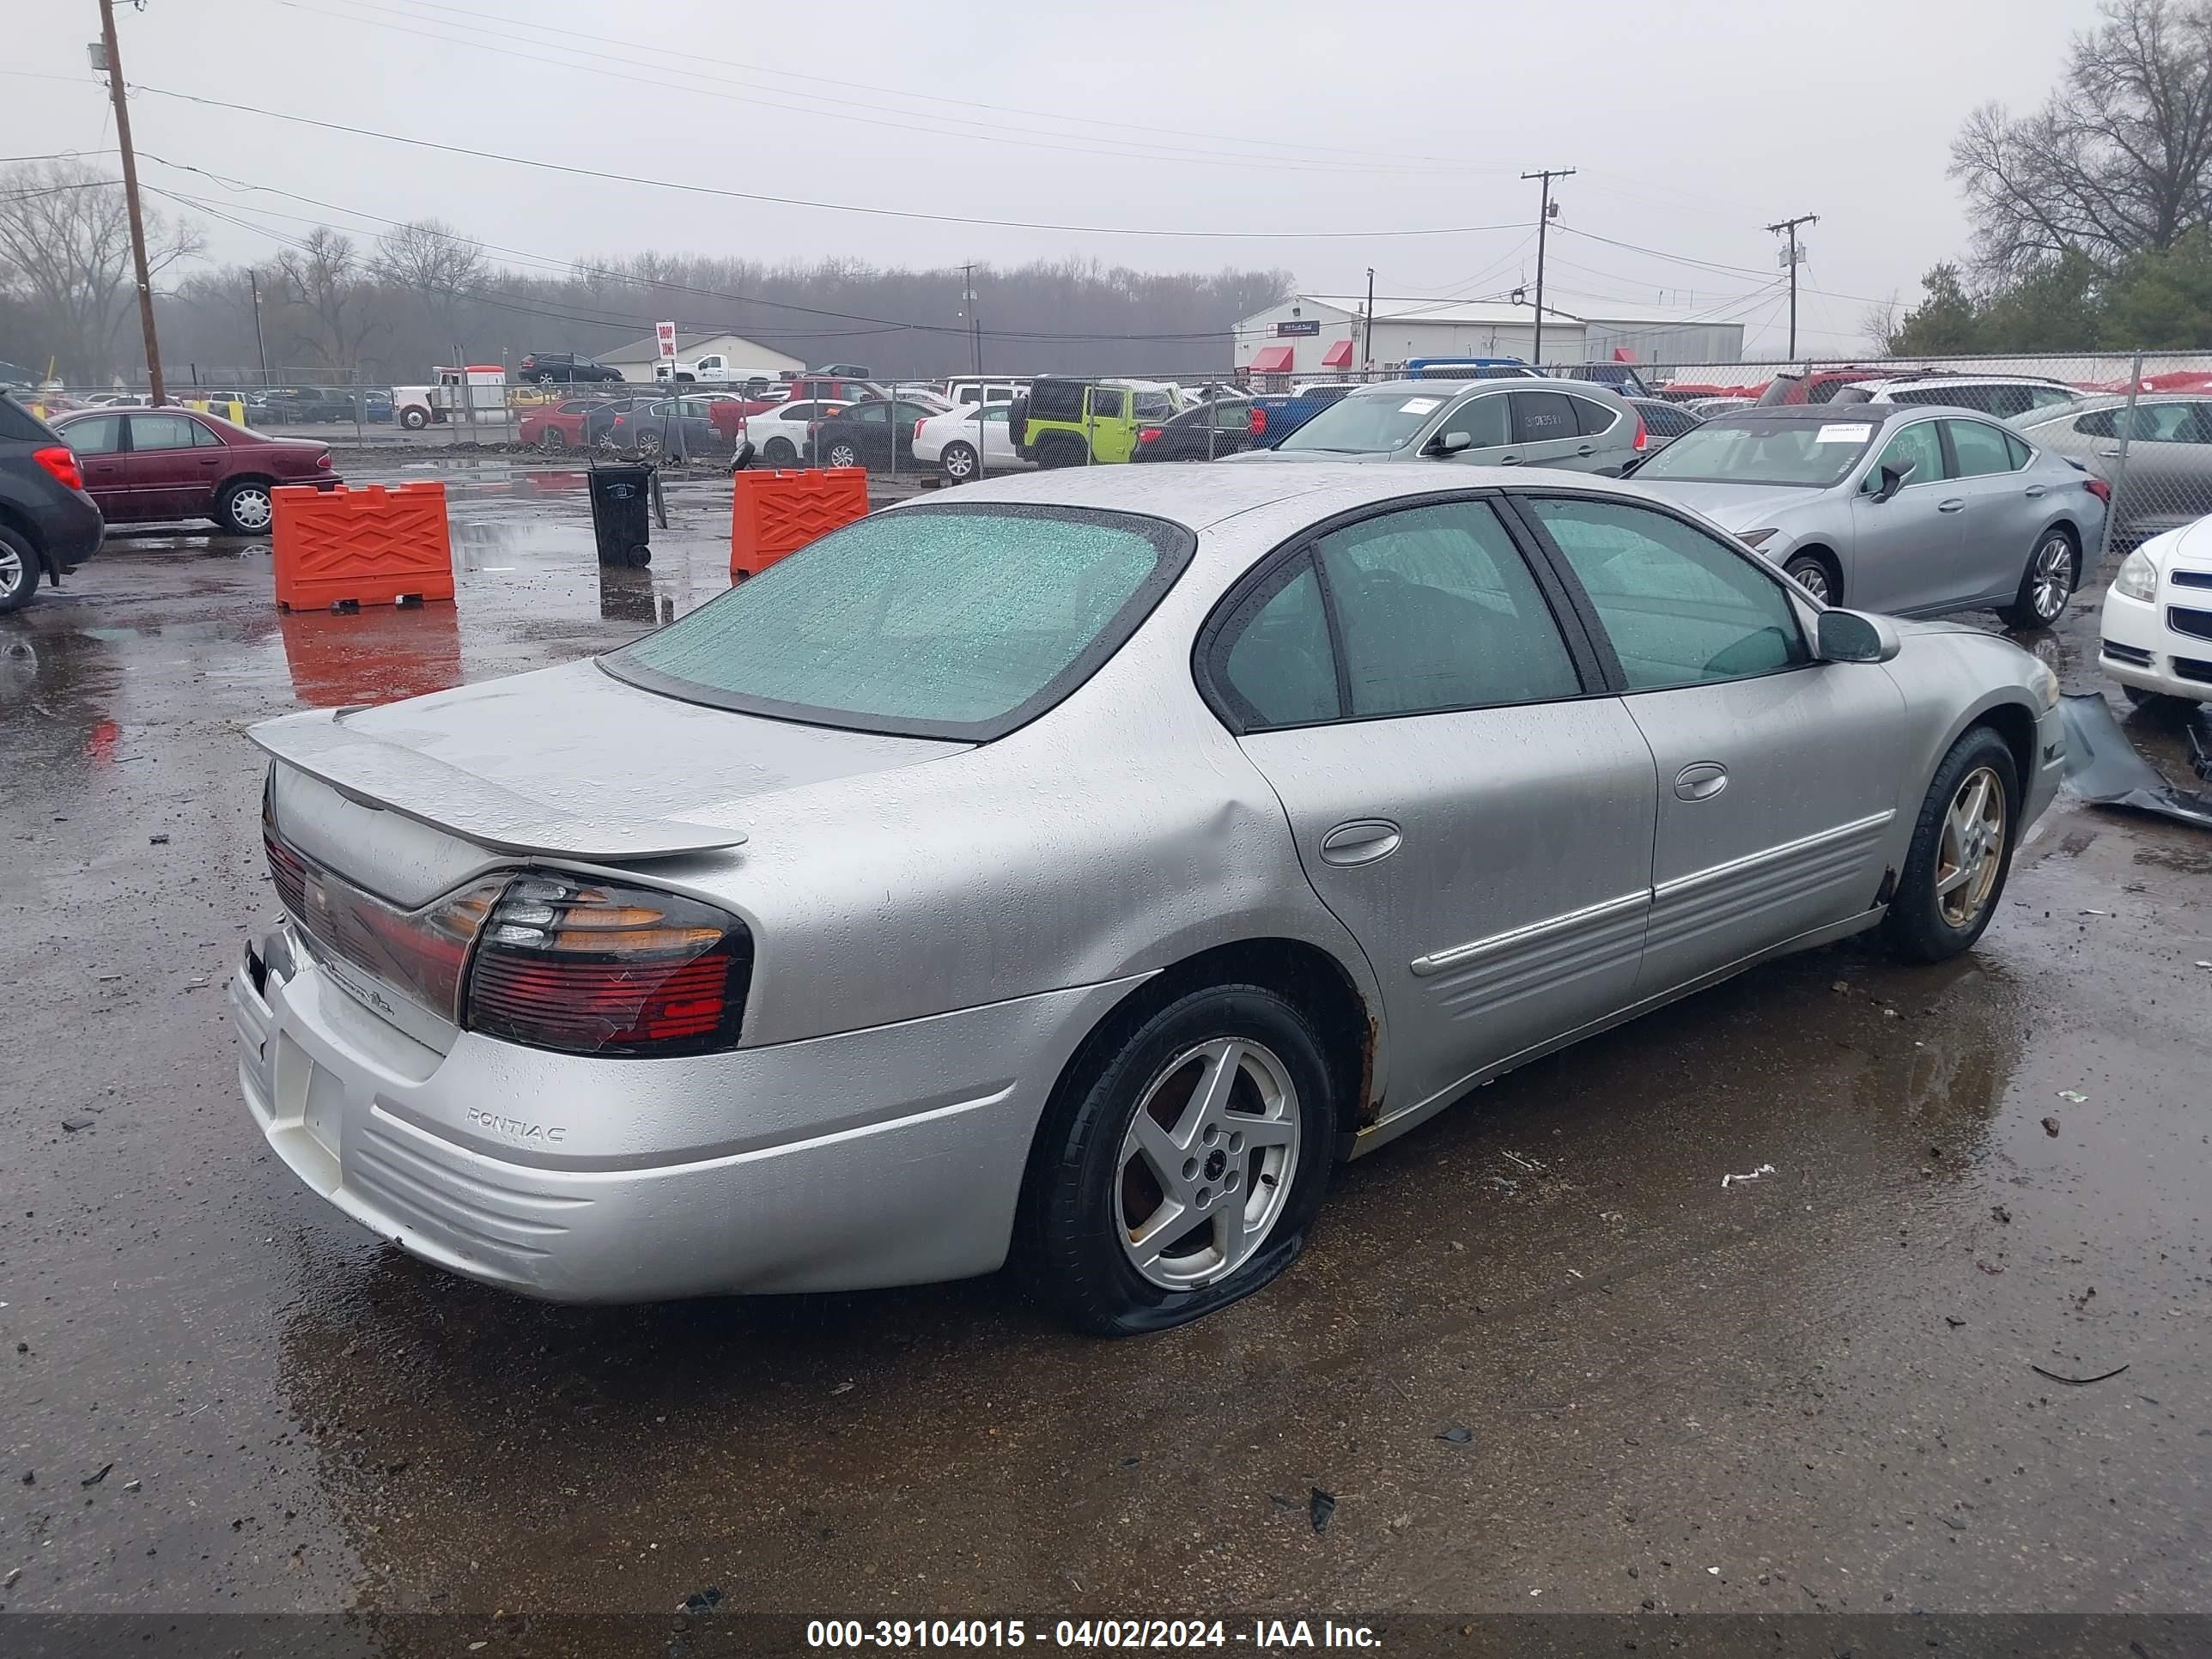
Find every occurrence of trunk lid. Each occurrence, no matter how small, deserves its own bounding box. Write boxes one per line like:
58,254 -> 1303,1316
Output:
253,658 -> 966,897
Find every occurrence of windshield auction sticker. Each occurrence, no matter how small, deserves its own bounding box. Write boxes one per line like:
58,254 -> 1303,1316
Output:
1814,423 -> 1874,443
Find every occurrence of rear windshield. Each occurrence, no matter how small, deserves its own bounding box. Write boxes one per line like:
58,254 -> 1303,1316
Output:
0,394 -> 58,443
602,505 -> 1194,740
1273,390 -> 1447,453
1631,416 -> 1875,488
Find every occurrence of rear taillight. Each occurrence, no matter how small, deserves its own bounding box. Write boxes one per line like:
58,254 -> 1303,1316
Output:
464,874 -> 752,1057
2086,477 -> 2112,503
315,450 -> 332,469
1138,427 -> 1162,444
611,414 -> 626,428
1249,408 -> 1267,436
33,445 -> 82,491
1633,416 -> 1648,452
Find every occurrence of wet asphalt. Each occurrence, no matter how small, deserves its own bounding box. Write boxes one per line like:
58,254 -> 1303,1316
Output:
2,460 -> 2209,1636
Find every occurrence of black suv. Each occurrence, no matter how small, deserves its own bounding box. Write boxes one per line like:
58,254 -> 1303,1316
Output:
519,353 -> 623,385
0,394 -> 103,613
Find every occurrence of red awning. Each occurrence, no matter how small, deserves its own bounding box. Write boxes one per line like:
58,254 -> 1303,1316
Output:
1249,344 -> 1295,374
1321,339 -> 1353,368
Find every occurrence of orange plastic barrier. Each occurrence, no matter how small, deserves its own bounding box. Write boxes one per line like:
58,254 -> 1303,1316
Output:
272,482 -> 455,611
730,467 -> 868,580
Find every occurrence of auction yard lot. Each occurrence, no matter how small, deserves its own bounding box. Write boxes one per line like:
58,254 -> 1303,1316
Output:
3,461 -> 2209,1636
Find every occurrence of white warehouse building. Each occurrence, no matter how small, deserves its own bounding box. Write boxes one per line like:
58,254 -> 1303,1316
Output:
1233,295 -> 1746,378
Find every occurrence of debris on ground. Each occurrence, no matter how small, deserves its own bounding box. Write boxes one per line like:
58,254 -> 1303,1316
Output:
1721,1163 -> 1777,1188
2059,694 -> 2212,830
1991,1205 -> 2012,1224
2042,1116 -> 2063,1137
80,1463 -> 112,1488
1946,1316 -> 1966,1328
2057,1090 -> 2087,1103
60,1118 -> 94,1133
148,834 -> 168,846
1437,1425 -> 1474,1445
2031,1363 -> 2129,1386
1309,1488 -> 1336,1534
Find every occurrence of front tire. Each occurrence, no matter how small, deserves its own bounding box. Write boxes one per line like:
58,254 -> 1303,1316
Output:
216,479 -> 276,537
1018,983 -> 1336,1336
2000,527 -> 2078,630
1881,726 -> 2019,963
1783,553 -> 1836,604
399,407 -> 428,431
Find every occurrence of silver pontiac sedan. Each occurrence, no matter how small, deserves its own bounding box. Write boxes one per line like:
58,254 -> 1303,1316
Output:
234,465 -> 2065,1334
1629,403 -> 2109,626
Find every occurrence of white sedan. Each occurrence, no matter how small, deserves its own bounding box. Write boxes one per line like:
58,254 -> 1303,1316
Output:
741,398 -> 851,466
913,402 -> 1022,480
2100,515 -> 2212,706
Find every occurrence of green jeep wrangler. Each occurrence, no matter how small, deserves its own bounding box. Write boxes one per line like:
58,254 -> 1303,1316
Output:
1011,378 -> 1182,466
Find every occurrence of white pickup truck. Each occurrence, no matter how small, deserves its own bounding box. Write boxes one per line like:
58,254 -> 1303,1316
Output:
653,353 -> 766,389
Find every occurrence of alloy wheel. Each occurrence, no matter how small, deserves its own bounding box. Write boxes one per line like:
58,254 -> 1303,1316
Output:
943,443 -> 975,479
2030,535 -> 2075,623
0,543 -> 25,600
1114,1037 -> 1301,1290
1786,559 -> 1832,603
1935,765 -> 2008,929
828,443 -> 859,469
228,486 -> 274,533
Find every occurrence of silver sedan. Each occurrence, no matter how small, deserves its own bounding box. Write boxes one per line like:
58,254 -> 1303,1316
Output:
1629,403 -> 2109,626
234,465 -> 2065,1334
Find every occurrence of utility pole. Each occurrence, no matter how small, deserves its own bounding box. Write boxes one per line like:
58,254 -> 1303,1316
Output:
94,0 -> 166,405
248,269 -> 270,386
962,263 -> 981,379
1764,213 -> 1819,360
1521,167 -> 1574,368
1364,266 -> 1376,372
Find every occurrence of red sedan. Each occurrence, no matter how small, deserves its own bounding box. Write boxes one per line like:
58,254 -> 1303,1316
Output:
52,406 -> 338,536
518,397 -> 611,453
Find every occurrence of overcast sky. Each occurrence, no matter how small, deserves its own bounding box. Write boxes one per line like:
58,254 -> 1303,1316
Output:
14,0 -> 2104,356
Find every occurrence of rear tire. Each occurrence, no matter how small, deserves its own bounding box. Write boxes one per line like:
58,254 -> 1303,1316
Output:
763,437 -> 797,465
539,428 -> 568,453
825,441 -> 860,470
940,441 -> 979,482
1999,526 -> 2078,630
0,524 -> 40,613
216,480 -> 276,537
1017,983 -> 1336,1336
1881,726 -> 2020,964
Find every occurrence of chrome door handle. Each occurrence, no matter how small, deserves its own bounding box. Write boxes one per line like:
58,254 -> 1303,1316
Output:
1674,762 -> 1729,802
2095,446 -> 2123,459
1575,444 -> 1595,456
1319,819 -> 1402,866
1498,453 -> 1522,465
1937,497 -> 1966,512
2023,483 -> 2046,497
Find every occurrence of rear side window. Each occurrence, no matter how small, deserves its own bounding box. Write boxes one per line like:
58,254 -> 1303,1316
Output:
1887,386 -> 1947,406
1317,501 -> 1581,716
2002,431 -> 2033,469
1570,397 -> 1619,437
1218,561 -> 1339,729
0,395 -> 58,443
1529,498 -> 1807,691
1510,391 -> 1578,444
1945,419 -> 2020,477
1029,381 -> 1085,420
1132,391 -> 1175,420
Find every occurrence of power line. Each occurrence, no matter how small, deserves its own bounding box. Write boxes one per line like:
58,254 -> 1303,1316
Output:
129,82 -> 1540,242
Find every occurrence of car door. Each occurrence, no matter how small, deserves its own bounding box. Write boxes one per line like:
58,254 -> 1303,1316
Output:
1426,388 -> 1514,465
2094,399 -> 2212,536
125,411 -> 223,520
1844,416 -> 1958,614
1207,495 -> 1659,1120
1518,494 -> 1910,995
1940,416 -> 2042,605
1087,386 -> 1132,462
58,413 -> 131,519
844,400 -> 891,465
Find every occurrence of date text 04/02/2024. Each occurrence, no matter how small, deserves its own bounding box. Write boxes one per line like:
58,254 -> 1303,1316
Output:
804,1620 -> 1382,1650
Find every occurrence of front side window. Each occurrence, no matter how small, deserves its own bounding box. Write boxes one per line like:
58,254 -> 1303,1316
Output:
1317,501 -> 1581,716
1089,388 -> 1127,420
1867,420 -> 1947,490
1529,498 -> 1806,691
605,505 -> 1191,738
1437,392 -> 1510,449
1212,400 -> 1254,429
61,415 -> 124,456
1946,418 -> 2021,477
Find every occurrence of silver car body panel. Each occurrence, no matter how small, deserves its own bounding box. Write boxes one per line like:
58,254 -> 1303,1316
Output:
1223,378 -> 1637,473
1638,406 -> 2107,617
237,462 -> 2067,1301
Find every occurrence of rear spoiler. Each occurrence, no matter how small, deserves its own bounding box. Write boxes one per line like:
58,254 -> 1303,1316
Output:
247,708 -> 747,860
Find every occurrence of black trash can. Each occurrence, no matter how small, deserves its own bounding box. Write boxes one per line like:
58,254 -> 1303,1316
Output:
587,462 -> 655,567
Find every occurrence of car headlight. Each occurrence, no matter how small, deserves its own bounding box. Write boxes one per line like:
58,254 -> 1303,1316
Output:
2025,656 -> 2061,711
2112,548 -> 2159,602
1737,528 -> 1779,550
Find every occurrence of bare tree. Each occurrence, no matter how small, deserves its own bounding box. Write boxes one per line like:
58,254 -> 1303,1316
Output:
1953,0 -> 2212,278
370,218 -> 488,298
0,159 -> 202,383
1861,291 -> 1904,355
273,228 -> 385,376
